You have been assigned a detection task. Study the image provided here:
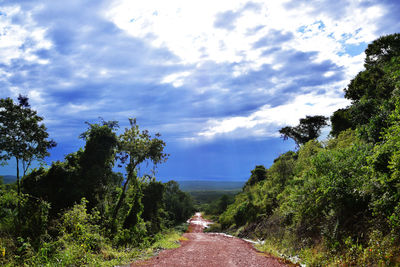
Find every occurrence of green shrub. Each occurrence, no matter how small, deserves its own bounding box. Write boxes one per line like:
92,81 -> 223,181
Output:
113,222 -> 148,248
58,198 -> 104,252
234,201 -> 257,227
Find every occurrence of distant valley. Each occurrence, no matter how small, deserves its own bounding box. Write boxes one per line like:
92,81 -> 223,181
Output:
176,180 -> 244,192
0,175 -> 16,184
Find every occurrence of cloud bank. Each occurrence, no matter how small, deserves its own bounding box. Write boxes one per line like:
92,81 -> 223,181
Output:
0,0 -> 399,179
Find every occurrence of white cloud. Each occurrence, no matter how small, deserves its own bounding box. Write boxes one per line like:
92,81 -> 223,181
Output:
106,0 -> 385,88
0,0 -> 395,145
63,103 -> 91,115
198,89 -> 349,139
28,89 -> 44,104
161,71 -> 191,87
0,5 -> 51,65
104,0 -> 387,142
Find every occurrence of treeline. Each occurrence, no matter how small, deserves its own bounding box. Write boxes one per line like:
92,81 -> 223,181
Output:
0,100 -> 194,266
194,192 -> 236,220
213,33 -> 400,265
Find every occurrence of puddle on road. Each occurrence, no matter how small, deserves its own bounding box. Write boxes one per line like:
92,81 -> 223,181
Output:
187,212 -> 213,228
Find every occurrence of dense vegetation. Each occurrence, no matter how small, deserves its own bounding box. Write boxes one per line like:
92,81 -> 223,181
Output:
213,34 -> 400,265
177,180 -> 244,191
1,33 -> 399,266
0,99 -> 194,266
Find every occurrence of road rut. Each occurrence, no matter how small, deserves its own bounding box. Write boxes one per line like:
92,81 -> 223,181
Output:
131,212 -> 289,267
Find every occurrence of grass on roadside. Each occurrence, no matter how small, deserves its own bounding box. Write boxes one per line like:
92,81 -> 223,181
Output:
0,224 -> 189,267
150,229 -> 186,250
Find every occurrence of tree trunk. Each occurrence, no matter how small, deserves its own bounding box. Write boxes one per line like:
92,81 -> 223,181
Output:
123,186 -> 142,229
111,158 -> 138,232
112,176 -> 130,224
16,157 -> 20,196
16,157 -> 21,233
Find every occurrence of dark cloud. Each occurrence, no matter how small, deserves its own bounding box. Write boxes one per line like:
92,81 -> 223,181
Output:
373,0 -> 400,34
246,25 -> 265,35
214,1 -> 262,31
0,0 -> 367,139
253,30 -> 294,49
35,49 -> 52,59
272,50 -> 344,91
230,64 -> 276,88
242,2 -> 262,11
214,10 -> 242,30
0,0 -> 396,180
47,86 -> 103,103
170,46 -> 344,119
0,0 -> 187,146
0,0 -> 345,137
284,0 -> 350,20
261,47 -> 281,56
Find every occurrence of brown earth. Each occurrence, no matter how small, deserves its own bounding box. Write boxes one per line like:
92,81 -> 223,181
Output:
131,213 -> 291,267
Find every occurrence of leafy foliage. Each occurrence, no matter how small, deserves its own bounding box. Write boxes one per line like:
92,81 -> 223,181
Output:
244,165 -> 267,188
79,121 -> 119,210
22,121 -> 119,215
2,33 -> 400,266
218,34 -> 400,266
0,113 -> 192,266
141,180 -> 165,234
0,95 -> 56,197
279,115 -> 328,147
163,181 -> 195,226
332,33 -> 400,142
112,118 -> 168,226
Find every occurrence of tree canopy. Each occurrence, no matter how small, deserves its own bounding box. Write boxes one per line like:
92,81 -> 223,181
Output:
244,165 -> 267,188
279,115 -> 328,147
0,95 -> 56,195
331,33 -> 400,140
112,118 -> 169,224
218,34 -> 400,266
0,103 -> 194,266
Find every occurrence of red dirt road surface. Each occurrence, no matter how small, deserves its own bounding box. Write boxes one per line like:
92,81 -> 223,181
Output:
131,212 -> 290,267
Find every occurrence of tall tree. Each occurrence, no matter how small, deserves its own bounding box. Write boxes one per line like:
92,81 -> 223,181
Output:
279,115 -> 328,147
79,120 -> 119,209
22,120 -> 119,215
163,181 -> 194,225
364,33 -> 400,69
244,165 -> 267,188
138,179 -> 165,234
0,95 -> 56,196
331,33 -> 400,140
330,108 -> 353,137
112,118 -> 168,225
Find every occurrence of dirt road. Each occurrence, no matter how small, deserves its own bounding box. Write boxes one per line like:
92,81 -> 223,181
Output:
131,212 -> 289,267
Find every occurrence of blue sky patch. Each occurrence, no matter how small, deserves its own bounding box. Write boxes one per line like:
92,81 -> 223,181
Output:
341,42 -> 368,56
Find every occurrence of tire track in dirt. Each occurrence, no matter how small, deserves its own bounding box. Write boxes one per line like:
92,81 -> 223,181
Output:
131,212 -> 291,267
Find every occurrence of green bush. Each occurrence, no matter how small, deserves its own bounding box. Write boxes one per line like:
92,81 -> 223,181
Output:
58,198 -> 104,252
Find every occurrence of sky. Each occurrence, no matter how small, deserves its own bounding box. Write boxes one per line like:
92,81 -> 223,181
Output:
0,0 -> 399,181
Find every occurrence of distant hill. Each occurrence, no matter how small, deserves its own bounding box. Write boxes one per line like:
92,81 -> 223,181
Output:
177,180 -> 244,192
0,175 -> 17,184
0,175 -> 246,190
